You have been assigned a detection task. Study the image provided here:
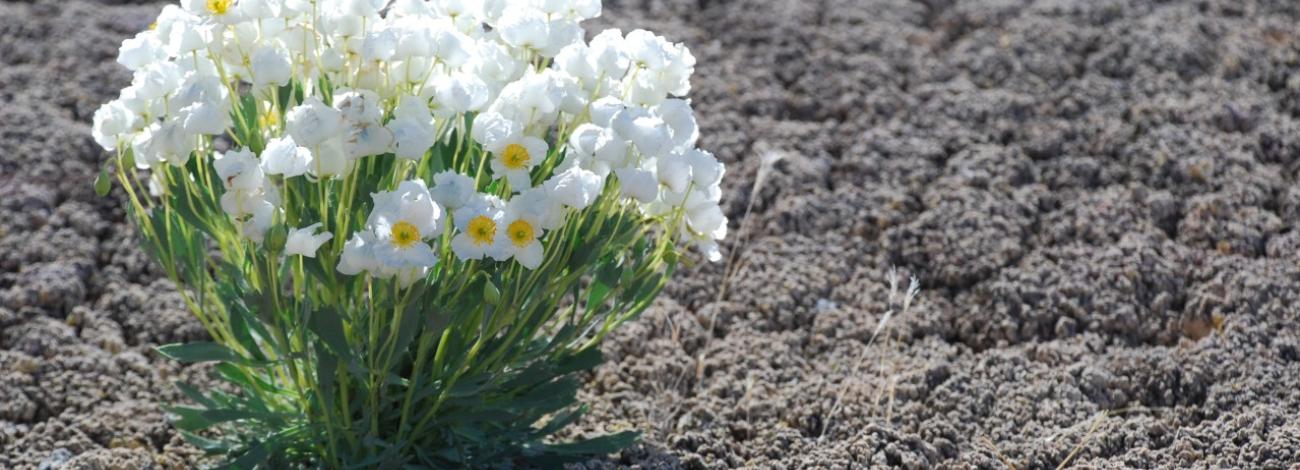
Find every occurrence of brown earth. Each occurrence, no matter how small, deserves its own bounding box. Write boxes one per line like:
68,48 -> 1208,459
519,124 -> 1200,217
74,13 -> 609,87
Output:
4,0 -> 1300,468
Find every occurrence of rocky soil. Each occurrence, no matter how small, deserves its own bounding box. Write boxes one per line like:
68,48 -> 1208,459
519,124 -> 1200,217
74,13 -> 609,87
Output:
4,0 -> 1300,468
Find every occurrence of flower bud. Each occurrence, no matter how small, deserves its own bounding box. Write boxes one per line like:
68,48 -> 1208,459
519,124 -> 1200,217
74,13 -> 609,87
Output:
265,224 -> 288,254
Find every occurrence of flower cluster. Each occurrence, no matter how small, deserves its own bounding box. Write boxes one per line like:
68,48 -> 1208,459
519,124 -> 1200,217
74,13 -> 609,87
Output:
93,0 -> 726,283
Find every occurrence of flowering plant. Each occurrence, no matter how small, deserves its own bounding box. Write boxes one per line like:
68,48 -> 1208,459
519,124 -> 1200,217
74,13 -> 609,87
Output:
91,0 -> 726,466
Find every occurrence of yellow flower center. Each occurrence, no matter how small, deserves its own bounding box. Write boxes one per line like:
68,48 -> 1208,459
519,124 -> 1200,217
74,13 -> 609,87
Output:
206,0 -> 232,15
390,221 -> 421,249
467,216 -> 497,246
506,219 -> 535,247
259,110 -> 279,129
501,144 -> 531,170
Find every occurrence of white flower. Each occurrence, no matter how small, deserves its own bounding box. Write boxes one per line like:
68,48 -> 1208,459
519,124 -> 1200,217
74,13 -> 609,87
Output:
101,0 -> 727,268
182,0 -> 243,22
427,26 -> 471,66
685,148 -> 724,187
491,69 -> 564,126
361,28 -> 399,62
169,75 -> 227,116
235,198 -> 277,243
335,89 -> 394,158
155,6 -> 207,57
144,120 -> 197,167
554,43 -> 597,88
496,9 -> 579,58
495,192 -> 548,269
470,41 -> 523,87
345,121 -> 395,159
310,137 -> 352,178
391,0 -> 435,17
434,72 -> 489,116
333,89 -> 385,124
214,148 -> 267,223
656,152 -> 693,194
430,170 -> 477,209
91,100 -> 138,151
215,148 -> 278,243
337,232 -> 378,275
686,202 -> 727,243
566,123 -> 623,176
658,99 -> 699,150
612,107 -> 672,158
117,31 -> 166,71
544,166 -> 603,210
535,0 -> 600,19
238,0 -> 282,19
363,180 -> 444,275
176,101 -> 229,136
286,97 -> 344,147
387,95 -> 436,160
588,96 -> 628,127
513,186 -> 566,230
615,167 -> 657,203
250,46 -> 293,89
450,194 -> 505,260
589,29 -> 630,78
286,223 -> 333,257
470,112 -> 521,148
339,0 -> 389,16
619,30 -> 696,106
132,62 -> 183,100
214,148 -> 265,192
488,134 -> 547,190
261,136 -> 313,177
567,124 -> 603,158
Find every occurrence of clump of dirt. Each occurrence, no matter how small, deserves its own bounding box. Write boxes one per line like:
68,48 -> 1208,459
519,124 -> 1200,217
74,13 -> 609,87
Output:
3,0 -> 1300,468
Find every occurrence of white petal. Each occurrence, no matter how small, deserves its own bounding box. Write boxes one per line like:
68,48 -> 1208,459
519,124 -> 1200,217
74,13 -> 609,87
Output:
516,241 -> 543,269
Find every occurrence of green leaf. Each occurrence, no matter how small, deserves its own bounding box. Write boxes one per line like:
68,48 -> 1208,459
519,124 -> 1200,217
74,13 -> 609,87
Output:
176,381 -> 218,409
168,405 -> 214,431
227,305 -> 269,363
157,342 -> 261,366
535,406 -> 586,436
483,279 -> 501,306
276,81 -> 295,112
314,342 -> 338,407
308,306 -> 352,359
179,431 -> 230,454
388,297 -> 427,364
555,347 -> 603,375
93,165 -> 112,196
223,438 -> 272,470
535,431 -> 639,460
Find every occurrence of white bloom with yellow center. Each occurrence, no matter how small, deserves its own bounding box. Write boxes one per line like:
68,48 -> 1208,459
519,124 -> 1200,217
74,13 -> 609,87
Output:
450,194 -> 506,261
494,191 -> 552,269
487,133 -> 548,191
363,180 -> 444,275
